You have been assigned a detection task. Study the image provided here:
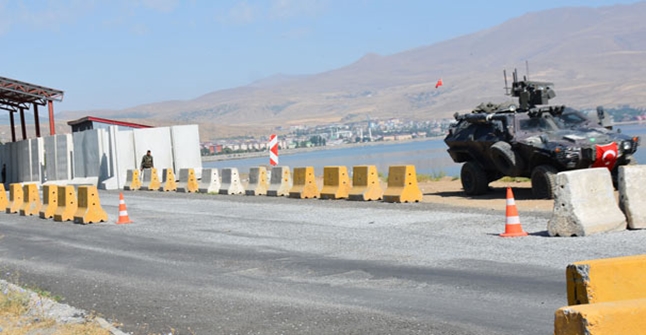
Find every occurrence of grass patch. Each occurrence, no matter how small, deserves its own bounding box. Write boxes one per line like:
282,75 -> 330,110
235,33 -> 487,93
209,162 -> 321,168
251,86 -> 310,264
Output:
0,281 -> 111,335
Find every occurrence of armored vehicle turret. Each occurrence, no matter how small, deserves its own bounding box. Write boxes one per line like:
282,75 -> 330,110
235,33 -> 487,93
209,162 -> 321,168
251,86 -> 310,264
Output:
444,69 -> 640,199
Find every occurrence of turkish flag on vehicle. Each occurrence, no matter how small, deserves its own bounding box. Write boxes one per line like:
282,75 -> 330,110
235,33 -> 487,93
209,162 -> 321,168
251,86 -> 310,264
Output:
435,78 -> 443,88
592,142 -> 618,170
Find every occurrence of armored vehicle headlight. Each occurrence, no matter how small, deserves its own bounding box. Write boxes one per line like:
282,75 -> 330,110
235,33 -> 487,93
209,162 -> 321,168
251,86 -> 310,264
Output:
622,141 -> 632,151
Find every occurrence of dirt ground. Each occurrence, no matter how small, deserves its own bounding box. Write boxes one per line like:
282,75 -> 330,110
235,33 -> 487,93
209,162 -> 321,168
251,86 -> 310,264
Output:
417,177 -> 553,213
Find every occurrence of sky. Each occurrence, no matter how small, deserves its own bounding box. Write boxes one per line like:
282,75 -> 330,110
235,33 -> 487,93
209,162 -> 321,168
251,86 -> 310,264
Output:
0,0 -> 642,112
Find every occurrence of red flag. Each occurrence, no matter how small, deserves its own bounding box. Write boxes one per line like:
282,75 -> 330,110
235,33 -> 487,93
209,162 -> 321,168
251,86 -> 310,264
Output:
592,142 -> 618,170
435,78 -> 443,88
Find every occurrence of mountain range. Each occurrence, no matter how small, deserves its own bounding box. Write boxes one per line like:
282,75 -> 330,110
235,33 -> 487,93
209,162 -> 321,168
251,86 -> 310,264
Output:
58,1 -> 646,140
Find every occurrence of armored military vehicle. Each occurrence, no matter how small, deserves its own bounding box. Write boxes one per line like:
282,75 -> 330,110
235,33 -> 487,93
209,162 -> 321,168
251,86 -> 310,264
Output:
444,70 -> 640,199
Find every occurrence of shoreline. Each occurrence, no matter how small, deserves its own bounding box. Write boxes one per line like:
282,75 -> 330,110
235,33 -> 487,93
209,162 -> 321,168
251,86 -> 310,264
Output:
201,136 -> 445,162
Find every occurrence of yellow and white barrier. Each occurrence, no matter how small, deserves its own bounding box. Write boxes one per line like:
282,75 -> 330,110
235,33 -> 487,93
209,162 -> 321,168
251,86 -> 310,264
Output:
140,168 -> 161,191
53,185 -> 77,222
124,169 -> 141,191
246,167 -> 269,196
39,184 -> 59,219
19,183 -> 42,216
6,183 -> 24,214
267,166 -> 291,197
348,165 -> 383,201
73,185 -> 108,224
160,168 -> 177,192
320,166 -> 351,200
383,165 -> 423,203
219,168 -> 245,195
289,166 -> 320,199
177,168 -> 199,193
554,255 -> 646,334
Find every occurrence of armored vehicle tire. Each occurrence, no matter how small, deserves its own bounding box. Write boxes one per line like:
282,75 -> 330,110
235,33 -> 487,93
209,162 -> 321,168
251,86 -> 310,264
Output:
490,141 -> 525,177
531,165 -> 558,199
461,161 -> 489,195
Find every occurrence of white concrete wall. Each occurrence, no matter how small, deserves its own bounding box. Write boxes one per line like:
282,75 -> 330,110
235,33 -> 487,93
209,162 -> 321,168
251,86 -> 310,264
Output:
116,130 -> 135,189
0,124 -> 201,190
18,140 -> 30,182
29,138 -> 43,182
44,135 -> 56,181
55,134 -> 73,181
73,129 -> 104,178
171,125 -> 202,179
133,127 -> 172,181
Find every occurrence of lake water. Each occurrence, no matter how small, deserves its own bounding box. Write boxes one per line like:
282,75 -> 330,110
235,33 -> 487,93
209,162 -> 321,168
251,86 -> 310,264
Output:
204,124 -> 646,177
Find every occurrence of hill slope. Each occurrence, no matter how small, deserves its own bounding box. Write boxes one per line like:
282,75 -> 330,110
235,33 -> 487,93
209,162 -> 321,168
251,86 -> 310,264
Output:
59,2 -> 646,140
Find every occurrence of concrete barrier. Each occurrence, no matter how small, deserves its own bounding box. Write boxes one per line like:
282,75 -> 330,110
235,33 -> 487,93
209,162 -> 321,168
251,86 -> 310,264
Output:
73,185 -> 108,224
548,168 -> 626,237
140,168 -> 161,191
320,166 -> 351,200
383,165 -> 423,203
348,165 -> 383,201
566,254 -> 646,305
177,168 -> 199,193
554,298 -> 646,335
39,184 -> 59,219
160,168 -> 177,192
19,183 -> 42,216
618,165 -> 646,229
6,183 -> 23,214
289,166 -> 320,199
267,166 -> 291,197
198,168 -> 220,194
124,169 -> 141,191
246,167 -> 269,196
219,168 -> 245,195
53,185 -> 78,222
0,184 -> 7,211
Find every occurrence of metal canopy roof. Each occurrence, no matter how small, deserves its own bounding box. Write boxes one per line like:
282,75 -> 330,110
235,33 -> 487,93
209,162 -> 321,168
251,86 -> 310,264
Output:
0,76 -> 64,111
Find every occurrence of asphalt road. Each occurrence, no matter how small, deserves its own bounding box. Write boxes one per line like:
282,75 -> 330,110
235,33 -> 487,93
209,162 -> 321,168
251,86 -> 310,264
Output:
0,190 -> 643,335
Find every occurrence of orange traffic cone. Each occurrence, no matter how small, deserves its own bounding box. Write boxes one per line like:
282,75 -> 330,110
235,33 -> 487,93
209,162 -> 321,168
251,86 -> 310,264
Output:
500,187 -> 527,237
116,193 -> 132,224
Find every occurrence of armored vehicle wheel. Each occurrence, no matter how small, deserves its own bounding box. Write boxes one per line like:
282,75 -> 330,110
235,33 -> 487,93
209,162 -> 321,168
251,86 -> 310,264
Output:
531,165 -> 558,199
490,141 -> 525,177
461,161 -> 489,195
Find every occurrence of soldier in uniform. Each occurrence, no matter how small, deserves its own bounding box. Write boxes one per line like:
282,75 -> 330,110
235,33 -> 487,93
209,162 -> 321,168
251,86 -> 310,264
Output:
140,150 -> 154,171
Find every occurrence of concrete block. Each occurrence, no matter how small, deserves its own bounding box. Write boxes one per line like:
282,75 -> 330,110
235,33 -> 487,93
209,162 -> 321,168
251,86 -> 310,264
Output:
160,168 -> 177,192
198,168 -> 220,194
566,254 -> 646,305
73,185 -> 108,224
320,166 -> 351,199
246,167 -> 269,196
177,168 -> 199,193
140,168 -> 161,191
267,166 -> 291,197
289,166 -> 319,199
548,168 -> 626,237
554,298 -> 646,335
348,165 -> 383,201
383,165 -> 423,203
219,168 -> 245,195
618,165 -> 646,229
